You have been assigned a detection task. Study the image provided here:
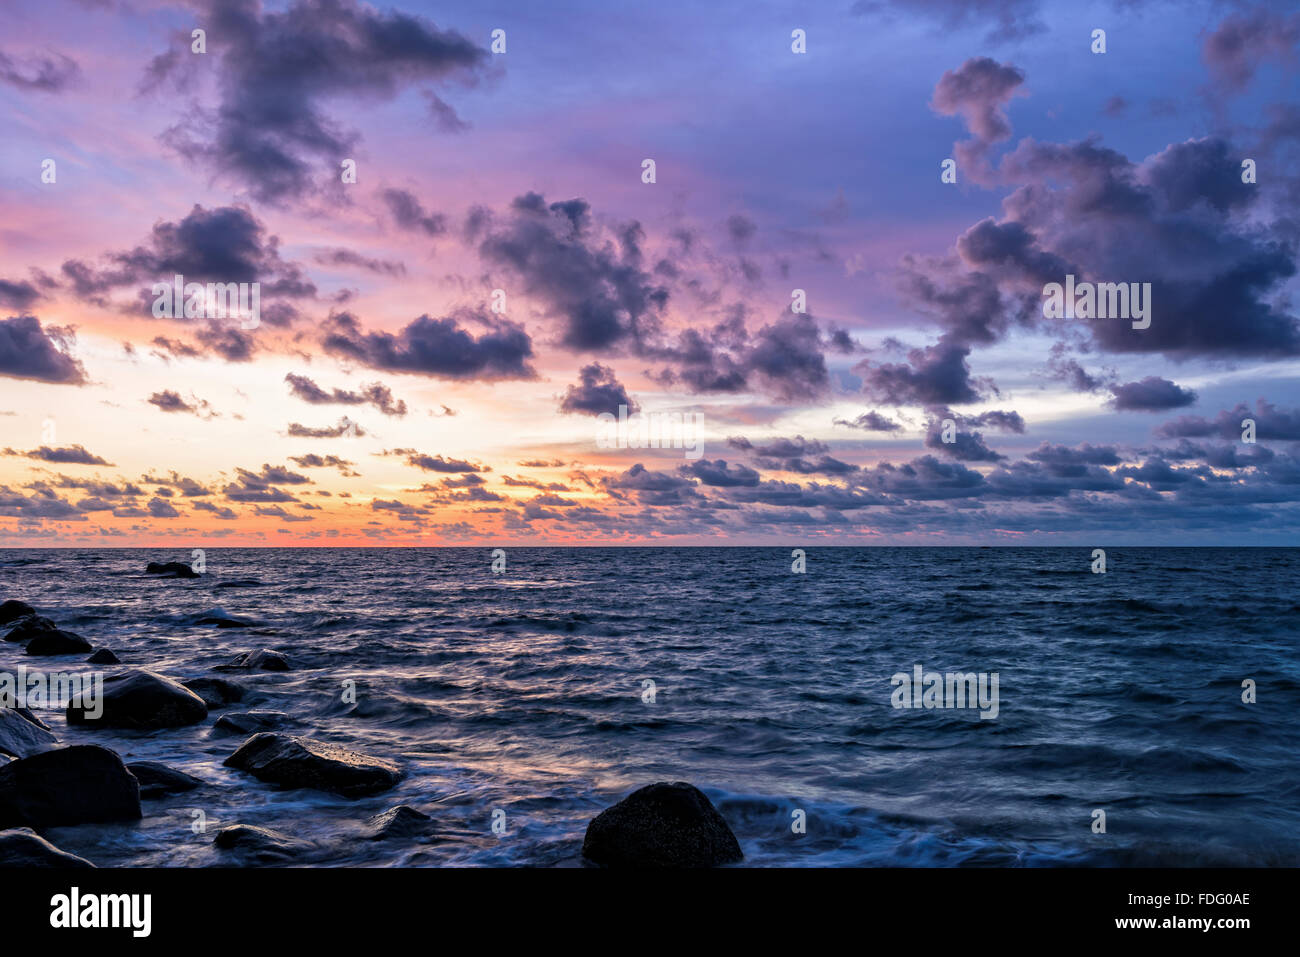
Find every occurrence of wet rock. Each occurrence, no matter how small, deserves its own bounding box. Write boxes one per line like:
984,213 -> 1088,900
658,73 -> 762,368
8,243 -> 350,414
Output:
215,649 -> 290,672
14,708 -> 49,730
212,710 -> 298,736
145,561 -> 199,579
87,648 -> 120,665
67,670 -> 208,730
0,828 -> 95,868
366,805 -> 434,841
0,745 -> 142,829
212,824 -> 304,863
224,733 -> 403,797
0,601 -> 35,626
6,616 -> 91,655
182,677 -> 246,709
582,782 -> 744,868
194,615 -> 251,628
127,762 -> 203,799
0,708 -> 59,759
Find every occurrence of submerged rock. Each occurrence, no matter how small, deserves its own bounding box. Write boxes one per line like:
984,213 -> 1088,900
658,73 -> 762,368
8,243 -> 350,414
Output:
87,648 -> 120,665
0,601 -> 35,626
215,648 -> 291,672
6,616 -> 91,655
212,824 -> 305,863
0,828 -> 95,868
212,710 -> 298,736
224,733 -> 403,797
0,708 -> 59,759
67,670 -> 208,730
366,804 -> 435,841
582,782 -> 744,868
0,745 -> 142,829
182,677 -> 246,709
145,561 -> 199,579
127,761 -> 203,799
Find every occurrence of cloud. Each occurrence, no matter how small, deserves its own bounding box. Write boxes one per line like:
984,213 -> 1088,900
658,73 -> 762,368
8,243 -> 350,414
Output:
147,389 -> 218,416
0,315 -> 88,384
5,445 -> 113,466
285,373 -> 408,416
1201,9 -> 1300,94
0,48 -> 80,91
1108,376 -> 1198,411
558,363 -> 638,416
0,279 -> 42,311
321,309 -> 535,381
834,411 -> 904,432
1157,399 -> 1300,441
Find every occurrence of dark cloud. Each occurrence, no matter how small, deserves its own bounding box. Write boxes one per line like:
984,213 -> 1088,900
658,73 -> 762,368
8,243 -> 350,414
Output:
1109,376 -> 1198,411
146,390 -> 217,416
381,188 -> 448,236
558,363 -> 638,416
1157,399 -> 1300,441
381,449 -> 488,473
679,458 -> 761,487
834,411 -> 903,432
5,445 -> 113,466
321,309 -> 535,381
0,48 -> 80,91
313,248 -> 406,277
0,279 -> 42,311
1201,9 -> 1300,94
285,372 -> 408,416
0,316 -> 88,384
287,417 -> 366,438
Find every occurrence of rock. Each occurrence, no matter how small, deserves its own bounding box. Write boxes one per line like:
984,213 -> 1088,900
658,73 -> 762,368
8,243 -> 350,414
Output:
0,828 -> 95,868
145,561 -> 199,579
87,648 -> 120,665
212,710 -> 297,736
582,782 -> 744,868
14,708 -> 49,730
214,649 -> 291,672
0,601 -> 35,626
0,745 -> 142,829
6,616 -> 91,655
67,670 -> 208,730
182,677 -> 245,709
212,824 -> 304,863
195,615 -> 251,628
366,805 -> 434,841
0,708 -> 59,759
127,762 -> 202,799
224,733 -> 403,797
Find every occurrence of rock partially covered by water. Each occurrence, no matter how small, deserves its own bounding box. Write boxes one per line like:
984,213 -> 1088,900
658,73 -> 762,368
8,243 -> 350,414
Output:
0,828 -> 95,867
0,708 -> 59,759
215,648 -> 291,672
366,805 -> 435,841
145,561 -> 199,579
0,601 -> 34,626
6,616 -> 91,655
0,745 -> 142,829
127,761 -> 203,799
67,670 -> 208,729
183,677 -> 246,709
224,733 -> 403,797
212,824 -> 305,863
87,648 -> 120,664
582,782 -> 744,868
213,710 -> 298,736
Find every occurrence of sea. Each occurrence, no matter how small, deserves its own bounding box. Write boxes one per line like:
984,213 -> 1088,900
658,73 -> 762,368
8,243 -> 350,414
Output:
1,546 -> 1297,867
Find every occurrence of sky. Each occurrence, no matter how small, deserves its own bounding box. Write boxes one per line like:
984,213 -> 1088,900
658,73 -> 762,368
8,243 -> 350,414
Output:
1,0 -> 1299,546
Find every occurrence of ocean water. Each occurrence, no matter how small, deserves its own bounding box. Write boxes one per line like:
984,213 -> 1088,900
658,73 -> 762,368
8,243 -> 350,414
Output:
1,546 -> 1297,867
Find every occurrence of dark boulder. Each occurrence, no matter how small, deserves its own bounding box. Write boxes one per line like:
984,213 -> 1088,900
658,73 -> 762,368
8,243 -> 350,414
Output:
67,670 -> 208,730
0,708 -> 59,759
127,762 -> 203,799
212,824 -> 305,863
214,648 -> 290,672
0,745 -> 142,829
582,782 -> 744,868
366,805 -> 435,841
87,648 -> 120,665
6,616 -> 90,655
182,677 -> 245,709
145,561 -> 199,579
0,828 -> 95,868
0,601 -> 35,626
212,710 -> 298,736
224,733 -> 403,797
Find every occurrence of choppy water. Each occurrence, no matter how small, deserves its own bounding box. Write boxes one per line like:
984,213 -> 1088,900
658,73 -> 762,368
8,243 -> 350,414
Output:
1,547 -> 1297,867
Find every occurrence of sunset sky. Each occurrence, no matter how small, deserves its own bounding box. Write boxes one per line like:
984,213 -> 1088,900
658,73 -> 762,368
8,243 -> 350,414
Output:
2,0 -> 1299,546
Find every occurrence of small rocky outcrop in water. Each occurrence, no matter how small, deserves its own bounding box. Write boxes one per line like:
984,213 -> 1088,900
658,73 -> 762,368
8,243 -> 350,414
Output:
224,733 -> 403,797
212,710 -> 298,736
0,828 -> 95,868
215,648 -> 291,672
6,616 -> 91,655
366,805 -> 435,841
87,648 -> 120,665
0,601 -> 35,626
67,670 -> 208,729
127,761 -> 203,799
581,782 -> 744,868
0,745 -> 142,829
145,561 -> 199,579
212,824 -> 305,863
0,708 -> 59,759
183,677 -> 246,708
